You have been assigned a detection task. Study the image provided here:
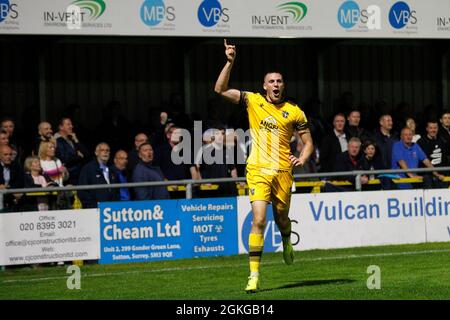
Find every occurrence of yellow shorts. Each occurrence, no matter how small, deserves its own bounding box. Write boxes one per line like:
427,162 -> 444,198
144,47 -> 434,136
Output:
246,164 -> 293,206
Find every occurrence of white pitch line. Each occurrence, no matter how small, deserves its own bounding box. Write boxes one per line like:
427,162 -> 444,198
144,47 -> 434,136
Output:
2,248 -> 450,284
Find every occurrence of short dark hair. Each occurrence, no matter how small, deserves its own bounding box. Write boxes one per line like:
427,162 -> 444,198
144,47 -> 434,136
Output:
138,142 -> 152,152
58,117 -> 71,127
441,109 -> 450,117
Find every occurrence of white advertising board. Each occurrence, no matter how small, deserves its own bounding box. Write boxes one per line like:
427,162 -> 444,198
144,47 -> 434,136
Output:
1,1 -> 450,38
237,189 -> 449,253
0,209 -> 100,265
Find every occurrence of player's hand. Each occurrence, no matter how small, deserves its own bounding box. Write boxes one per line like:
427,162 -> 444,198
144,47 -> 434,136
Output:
289,155 -> 304,167
224,39 -> 236,63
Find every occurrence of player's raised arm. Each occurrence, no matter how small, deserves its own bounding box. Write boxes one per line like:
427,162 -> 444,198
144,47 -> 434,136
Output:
214,39 -> 241,104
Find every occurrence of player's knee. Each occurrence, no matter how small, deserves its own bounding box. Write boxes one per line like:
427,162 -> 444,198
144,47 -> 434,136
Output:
252,217 -> 266,230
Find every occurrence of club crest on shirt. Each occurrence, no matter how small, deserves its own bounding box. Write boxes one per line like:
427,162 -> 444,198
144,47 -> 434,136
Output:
282,111 -> 289,119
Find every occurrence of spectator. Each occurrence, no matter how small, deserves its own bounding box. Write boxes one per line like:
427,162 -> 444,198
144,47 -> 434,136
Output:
438,110 -> 450,151
332,137 -> 366,190
55,117 -> 89,185
39,140 -> 68,187
0,145 -> 23,211
0,130 -> 9,147
319,113 -> 348,173
374,114 -> 399,169
405,117 -> 421,143
154,126 -> 197,181
1,117 -> 23,166
1,117 -> 18,145
194,128 -> 238,196
112,150 -> 131,201
417,120 -> 449,189
78,143 -> 120,208
127,133 -> 149,176
33,122 -> 53,156
132,143 -> 170,200
23,156 -> 52,211
360,140 -> 394,190
392,127 -> 444,189
345,109 -> 372,144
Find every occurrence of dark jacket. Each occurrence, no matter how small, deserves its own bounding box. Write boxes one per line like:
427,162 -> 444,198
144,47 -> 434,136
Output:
0,161 -> 24,210
132,160 -> 170,200
154,141 -> 191,180
78,159 -> 120,208
374,129 -> 399,169
56,135 -> 89,185
334,151 -> 363,184
320,132 -> 349,173
345,125 -> 373,144
126,148 -> 140,177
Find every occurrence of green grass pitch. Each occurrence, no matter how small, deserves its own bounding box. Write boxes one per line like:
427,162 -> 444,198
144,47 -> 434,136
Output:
1,242 -> 450,300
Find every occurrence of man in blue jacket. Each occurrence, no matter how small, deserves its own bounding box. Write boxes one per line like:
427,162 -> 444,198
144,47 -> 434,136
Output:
132,143 -> 170,200
78,143 -> 120,208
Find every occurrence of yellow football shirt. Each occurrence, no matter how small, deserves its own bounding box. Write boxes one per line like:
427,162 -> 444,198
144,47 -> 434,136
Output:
242,92 -> 309,170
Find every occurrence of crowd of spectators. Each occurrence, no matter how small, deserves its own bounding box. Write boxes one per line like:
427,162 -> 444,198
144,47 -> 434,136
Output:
1,96 -> 450,211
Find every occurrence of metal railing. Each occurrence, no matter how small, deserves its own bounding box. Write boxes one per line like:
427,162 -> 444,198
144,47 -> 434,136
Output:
1,166 -> 450,210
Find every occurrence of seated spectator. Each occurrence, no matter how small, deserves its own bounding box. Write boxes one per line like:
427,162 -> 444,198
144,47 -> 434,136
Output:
374,114 -> 399,169
39,140 -> 68,187
392,127 -> 444,189
127,133 -> 149,176
360,140 -> 395,190
417,120 -> 449,189
112,150 -> 131,201
23,156 -> 53,211
55,117 -> 89,185
319,113 -> 348,173
327,137 -> 366,191
0,145 -> 23,211
78,143 -> 120,208
132,143 -> 170,200
33,121 -> 53,156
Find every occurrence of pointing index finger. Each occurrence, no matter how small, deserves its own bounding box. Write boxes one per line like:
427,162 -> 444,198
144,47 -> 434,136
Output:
224,39 -> 228,47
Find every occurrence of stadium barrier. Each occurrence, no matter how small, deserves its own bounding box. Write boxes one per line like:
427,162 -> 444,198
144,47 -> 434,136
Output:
1,166 -> 450,210
1,167 -> 450,269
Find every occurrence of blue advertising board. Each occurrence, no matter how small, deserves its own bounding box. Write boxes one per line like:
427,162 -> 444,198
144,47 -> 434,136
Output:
99,197 -> 238,264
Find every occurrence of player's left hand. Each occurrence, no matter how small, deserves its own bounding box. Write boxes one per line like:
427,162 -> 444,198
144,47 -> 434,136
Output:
289,155 -> 304,167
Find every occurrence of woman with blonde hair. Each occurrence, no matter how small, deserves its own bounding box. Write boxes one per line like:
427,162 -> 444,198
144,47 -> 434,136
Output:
38,140 -> 68,187
23,156 -> 52,211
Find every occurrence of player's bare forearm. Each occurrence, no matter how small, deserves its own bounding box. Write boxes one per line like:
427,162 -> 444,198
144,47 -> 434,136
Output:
214,62 -> 240,104
289,131 -> 314,167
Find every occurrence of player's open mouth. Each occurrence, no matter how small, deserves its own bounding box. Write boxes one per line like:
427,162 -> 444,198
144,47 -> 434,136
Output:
273,89 -> 280,96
